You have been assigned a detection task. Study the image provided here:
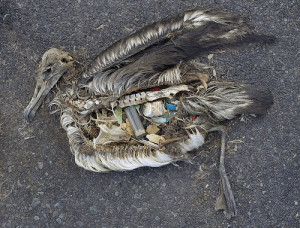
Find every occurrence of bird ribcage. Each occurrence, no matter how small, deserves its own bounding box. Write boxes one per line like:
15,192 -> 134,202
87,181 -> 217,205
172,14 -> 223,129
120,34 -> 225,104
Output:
66,84 -> 190,114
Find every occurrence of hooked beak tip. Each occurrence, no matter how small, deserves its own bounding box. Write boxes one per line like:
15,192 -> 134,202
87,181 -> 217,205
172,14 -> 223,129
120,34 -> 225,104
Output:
24,105 -> 36,122
24,111 -> 34,122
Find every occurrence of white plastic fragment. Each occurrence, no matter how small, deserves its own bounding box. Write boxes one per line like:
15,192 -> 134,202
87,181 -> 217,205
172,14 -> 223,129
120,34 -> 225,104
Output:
142,101 -> 167,117
142,103 -> 154,117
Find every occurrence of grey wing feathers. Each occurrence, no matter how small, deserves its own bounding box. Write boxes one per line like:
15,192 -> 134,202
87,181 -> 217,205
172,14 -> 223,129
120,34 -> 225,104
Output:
89,10 -> 256,95
81,8 -> 250,79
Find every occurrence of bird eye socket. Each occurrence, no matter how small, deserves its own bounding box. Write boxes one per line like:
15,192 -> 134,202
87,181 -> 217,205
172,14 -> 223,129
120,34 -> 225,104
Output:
41,67 -> 52,80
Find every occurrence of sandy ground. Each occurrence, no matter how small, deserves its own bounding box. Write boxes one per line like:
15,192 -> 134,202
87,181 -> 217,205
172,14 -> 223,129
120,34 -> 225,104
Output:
0,0 -> 299,227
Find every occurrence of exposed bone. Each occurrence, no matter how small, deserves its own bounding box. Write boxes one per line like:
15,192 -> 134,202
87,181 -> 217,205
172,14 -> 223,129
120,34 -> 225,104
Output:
66,84 -> 189,114
118,84 -> 189,108
93,124 -> 130,147
90,110 -> 117,123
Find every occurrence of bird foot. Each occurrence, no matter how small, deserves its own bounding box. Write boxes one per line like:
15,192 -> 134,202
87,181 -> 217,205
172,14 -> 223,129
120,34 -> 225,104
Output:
215,172 -> 237,219
208,126 -> 237,218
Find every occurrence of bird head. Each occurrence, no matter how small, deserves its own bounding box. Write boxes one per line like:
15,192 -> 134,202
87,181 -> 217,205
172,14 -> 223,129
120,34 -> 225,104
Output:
24,48 -> 74,122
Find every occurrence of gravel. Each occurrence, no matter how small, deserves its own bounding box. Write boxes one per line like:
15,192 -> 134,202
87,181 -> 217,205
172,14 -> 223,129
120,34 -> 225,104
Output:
89,206 -> 98,215
52,211 -> 59,218
37,162 -> 44,169
76,221 -> 84,227
31,198 -> 41,208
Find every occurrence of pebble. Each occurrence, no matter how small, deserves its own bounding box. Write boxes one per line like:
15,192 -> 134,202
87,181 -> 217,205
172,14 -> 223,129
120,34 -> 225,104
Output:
37,162 -> 44,169
8,166 -> 13,173
155,216 -> 160,221
89,206 -> 98,215
52,211 -> 59,218
17,180 -> 23,187
117,206 -> 121,212
295,201 -> 298,205
76,221 -> 84,227
56,218 -> 62,224
134,193 -> 141,199
31,198 -> 41,208
34,216 -> 40,221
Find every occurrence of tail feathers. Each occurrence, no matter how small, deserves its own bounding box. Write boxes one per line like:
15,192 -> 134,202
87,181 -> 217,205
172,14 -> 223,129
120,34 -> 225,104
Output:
235,33 -> 276,46
235,86 -> 274,115
182,82 -> 273,122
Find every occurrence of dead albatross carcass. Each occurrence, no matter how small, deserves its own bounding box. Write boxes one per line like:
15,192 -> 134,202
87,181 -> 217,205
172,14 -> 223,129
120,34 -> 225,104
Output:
24,8 -> 274,218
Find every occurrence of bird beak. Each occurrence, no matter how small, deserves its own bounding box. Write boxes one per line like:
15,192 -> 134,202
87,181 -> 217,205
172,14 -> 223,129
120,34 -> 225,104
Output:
24,73 -> 61,122
24,48 -> 74,122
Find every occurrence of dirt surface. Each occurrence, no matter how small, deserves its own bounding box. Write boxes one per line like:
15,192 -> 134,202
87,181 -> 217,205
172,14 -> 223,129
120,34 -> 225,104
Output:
0,0 -> 299,227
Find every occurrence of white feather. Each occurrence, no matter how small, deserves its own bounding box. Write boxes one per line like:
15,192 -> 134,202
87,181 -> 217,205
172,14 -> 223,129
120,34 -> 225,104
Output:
179,129 -> 205,153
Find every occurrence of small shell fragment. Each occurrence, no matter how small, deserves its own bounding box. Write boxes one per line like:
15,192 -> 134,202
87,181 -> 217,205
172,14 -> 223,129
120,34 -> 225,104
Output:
146,134 -> 165,144
146,125 -> 160,134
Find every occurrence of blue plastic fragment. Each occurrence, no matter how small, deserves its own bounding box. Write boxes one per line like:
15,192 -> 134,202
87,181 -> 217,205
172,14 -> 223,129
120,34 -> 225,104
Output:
165,102 -> 177,111
152,117 -> 167,123
152,112 -> 175,124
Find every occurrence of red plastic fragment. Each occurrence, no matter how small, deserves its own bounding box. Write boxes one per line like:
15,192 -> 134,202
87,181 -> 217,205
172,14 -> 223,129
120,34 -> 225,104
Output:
150,87 -> 161,91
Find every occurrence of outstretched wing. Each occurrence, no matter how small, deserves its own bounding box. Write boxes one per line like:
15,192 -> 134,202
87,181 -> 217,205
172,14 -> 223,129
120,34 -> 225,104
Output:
81,8 -> 251,79
84,8 -> 274,96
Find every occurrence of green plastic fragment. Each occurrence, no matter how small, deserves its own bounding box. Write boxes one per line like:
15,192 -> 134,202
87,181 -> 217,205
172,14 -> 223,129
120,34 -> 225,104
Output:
115,106 -> 123,124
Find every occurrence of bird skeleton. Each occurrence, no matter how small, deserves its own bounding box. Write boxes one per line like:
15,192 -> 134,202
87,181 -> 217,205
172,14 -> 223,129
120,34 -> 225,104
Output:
24,8 -> 274,218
